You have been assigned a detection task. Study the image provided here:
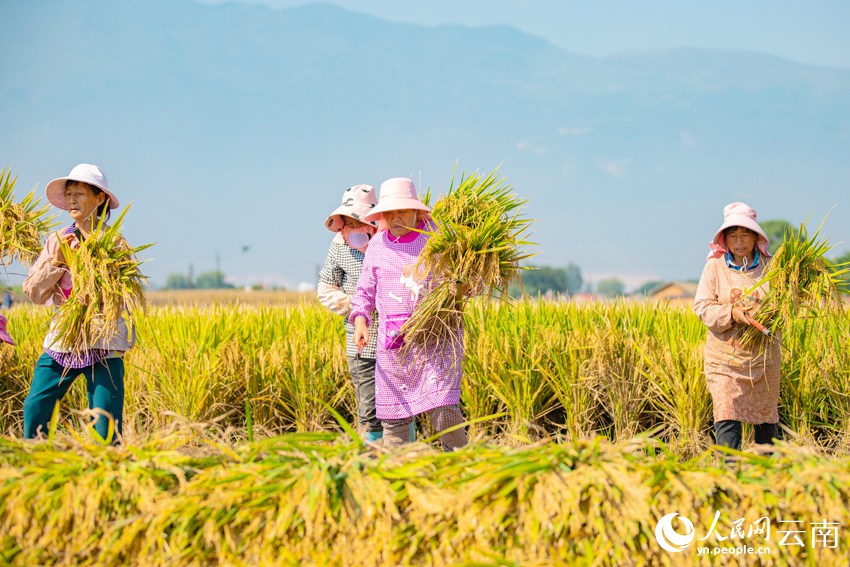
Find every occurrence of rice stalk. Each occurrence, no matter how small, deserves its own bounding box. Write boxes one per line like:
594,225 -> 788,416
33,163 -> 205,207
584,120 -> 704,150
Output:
0,167 -> 57,267
742,214 -> 849,350
50,205 -> 151,358
401,168 -> 536,353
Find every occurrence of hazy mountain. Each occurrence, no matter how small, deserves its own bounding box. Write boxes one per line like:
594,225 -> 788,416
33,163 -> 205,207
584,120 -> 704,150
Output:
2,0 -> 848,288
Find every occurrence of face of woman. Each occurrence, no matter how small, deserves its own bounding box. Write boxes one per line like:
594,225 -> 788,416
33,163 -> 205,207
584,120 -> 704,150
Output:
383,209 -> 419,237
342,217 -> 368,230
64,181 -> 106,226
726,227 -> 757,264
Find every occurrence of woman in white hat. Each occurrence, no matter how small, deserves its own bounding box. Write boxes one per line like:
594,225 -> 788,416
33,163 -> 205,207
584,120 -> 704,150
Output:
22,164 -> 133,442
694,202 -> 780,454
348,177 -> 467,451
318,184 -> 386,442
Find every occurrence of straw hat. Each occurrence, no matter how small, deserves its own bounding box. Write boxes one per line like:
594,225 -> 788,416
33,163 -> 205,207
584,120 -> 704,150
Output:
45,164 -> 119,211
708,202 -> 769,258
324,184 -> 378,232
364,177 -> 430,223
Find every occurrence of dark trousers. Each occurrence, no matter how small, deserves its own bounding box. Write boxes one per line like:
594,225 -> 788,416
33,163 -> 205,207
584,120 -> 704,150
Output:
23,353 -> 124,442
346,355 -> 382,433
714,419 -> 777,451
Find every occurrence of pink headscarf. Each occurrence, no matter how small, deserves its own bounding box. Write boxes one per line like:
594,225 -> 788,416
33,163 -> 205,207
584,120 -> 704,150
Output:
707,202 -> 770,259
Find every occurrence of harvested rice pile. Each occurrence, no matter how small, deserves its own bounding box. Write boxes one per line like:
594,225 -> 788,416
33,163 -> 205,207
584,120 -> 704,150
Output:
742,215 -> 848,349
0,168 -> 56,267
0,432 -> 847,565
401,169 -> 534,351
50,206 -> 151,356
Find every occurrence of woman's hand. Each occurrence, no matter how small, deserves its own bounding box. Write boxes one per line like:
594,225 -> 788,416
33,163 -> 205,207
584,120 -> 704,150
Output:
50,233 -> 76,267
353,316 -> 369,351
731,306 -> 751,325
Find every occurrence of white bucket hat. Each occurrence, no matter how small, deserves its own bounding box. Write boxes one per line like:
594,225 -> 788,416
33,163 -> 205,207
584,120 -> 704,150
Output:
45,164 -> 119,211
364,177 -> 430,223
324,184 -> 378,232
708,202 -> 770,259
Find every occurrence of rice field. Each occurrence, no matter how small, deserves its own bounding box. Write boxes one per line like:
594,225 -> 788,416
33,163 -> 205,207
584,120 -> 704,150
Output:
1,299 -> 849,564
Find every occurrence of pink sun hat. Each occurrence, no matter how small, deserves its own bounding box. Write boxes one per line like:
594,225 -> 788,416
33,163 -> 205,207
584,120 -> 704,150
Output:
324,184 -> 378,232
0,313 -> 14,346
45,164 -> 119,211
364,177 -> 430,223
708,202 -> 770,259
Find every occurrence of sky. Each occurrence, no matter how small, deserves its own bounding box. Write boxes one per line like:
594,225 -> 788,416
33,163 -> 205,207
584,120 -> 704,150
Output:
3,1 -> 848,292
197,0 -> 850,69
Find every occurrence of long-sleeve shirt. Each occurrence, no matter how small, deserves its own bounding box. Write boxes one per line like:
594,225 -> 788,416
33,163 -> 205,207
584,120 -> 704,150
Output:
23,226 -> 135,359
693,256 -> 780,424
317,240 -> 377,359
349,228 -> 463,420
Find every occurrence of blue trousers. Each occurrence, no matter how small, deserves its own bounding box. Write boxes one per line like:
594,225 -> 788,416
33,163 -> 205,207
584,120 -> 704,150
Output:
23,353 -> 124,441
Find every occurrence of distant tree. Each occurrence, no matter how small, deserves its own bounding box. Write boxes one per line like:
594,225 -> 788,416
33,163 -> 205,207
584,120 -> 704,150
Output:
522,266 -> 567,295
164,273 -> 191,290
634,280 -> 665,296
510,263 -> 584,297
195,270 -> 234,289
596,277 -> 625,297
760,219 -> 796,255
564,263 -> 583,296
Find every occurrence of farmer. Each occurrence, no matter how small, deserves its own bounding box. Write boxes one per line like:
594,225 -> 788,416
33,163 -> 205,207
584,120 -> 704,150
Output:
693,202 -> 780,453
22,164 -> 134,442
318,184 -> 386,442
350,177 -> 467,451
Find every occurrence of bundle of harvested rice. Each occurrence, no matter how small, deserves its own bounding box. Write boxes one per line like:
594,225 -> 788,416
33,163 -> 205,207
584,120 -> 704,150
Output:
0,168 -> 57,266
742,215 -> 849,349
50,206 -> 151,356
400,168 -> 535,351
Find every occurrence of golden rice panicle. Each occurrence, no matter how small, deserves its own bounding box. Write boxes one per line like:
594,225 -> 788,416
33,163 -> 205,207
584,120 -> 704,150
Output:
401,167 -> 536,352
51,204 -> 152,356
0,167 -> 57,266
742,213 -> 848,349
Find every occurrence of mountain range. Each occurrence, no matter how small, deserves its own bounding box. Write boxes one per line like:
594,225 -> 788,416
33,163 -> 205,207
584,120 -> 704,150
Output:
2,0 -> 849,289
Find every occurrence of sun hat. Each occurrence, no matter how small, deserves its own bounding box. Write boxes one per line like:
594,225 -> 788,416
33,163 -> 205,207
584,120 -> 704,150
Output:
324,184 -> 378,232
45,164 -> 119,211
0,313 -> 14,346
708,202 -> 769,259
364,177 -> 430,223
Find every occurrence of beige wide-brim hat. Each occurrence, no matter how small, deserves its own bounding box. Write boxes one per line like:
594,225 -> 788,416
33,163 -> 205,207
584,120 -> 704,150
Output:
708,202 -> 770,258
364,177 -> 430,223
45,163 -> 119,211
324,184 -> 378,232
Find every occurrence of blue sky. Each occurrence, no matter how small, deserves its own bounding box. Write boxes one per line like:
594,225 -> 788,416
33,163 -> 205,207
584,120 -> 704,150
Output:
197,0 -> 850,69
2,1 -> 848,291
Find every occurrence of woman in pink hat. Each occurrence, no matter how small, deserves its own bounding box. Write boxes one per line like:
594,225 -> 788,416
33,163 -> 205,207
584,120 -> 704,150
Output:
318,184 -> 386,442
694,202 -> 780,455
349,177 -> 467,451
21,164 -> 133,442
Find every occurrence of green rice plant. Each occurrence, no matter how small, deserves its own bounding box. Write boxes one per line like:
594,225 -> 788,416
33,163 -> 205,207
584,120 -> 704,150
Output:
50,206 -> 151,359
634,306 -> 713,457
743,214 -> 849,350
401,168 -> 536,353
0,167 -> 57,267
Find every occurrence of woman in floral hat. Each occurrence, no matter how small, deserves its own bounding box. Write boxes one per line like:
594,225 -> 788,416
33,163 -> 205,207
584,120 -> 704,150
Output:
349,177 -> 467,451
694,202 -> 780,453
22,164 -> 133,442
318,184 -> 386,442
